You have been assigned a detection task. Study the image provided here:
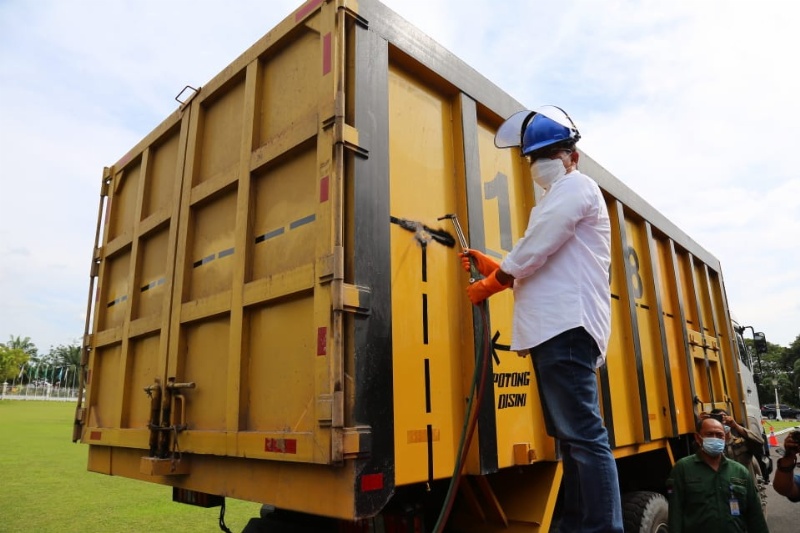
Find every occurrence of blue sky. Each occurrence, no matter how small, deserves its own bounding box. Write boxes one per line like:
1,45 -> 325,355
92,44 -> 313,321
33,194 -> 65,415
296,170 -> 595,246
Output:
1,0 -> 798,351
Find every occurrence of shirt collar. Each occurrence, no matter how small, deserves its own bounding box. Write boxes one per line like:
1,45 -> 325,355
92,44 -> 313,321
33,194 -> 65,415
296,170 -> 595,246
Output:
693,450 -> 729,464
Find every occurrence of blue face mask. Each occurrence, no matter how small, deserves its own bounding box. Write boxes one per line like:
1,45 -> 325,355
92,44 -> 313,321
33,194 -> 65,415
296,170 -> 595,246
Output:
702,437 -> 726,456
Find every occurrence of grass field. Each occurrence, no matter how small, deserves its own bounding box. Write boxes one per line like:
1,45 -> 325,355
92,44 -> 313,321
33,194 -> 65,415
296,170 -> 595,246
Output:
3,401 -> 795,532
767,419 -> 800,432
0,400 -> 261,532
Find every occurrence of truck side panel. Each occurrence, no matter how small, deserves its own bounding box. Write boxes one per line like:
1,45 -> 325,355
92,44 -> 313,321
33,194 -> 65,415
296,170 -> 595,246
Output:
83,1 -> 363,519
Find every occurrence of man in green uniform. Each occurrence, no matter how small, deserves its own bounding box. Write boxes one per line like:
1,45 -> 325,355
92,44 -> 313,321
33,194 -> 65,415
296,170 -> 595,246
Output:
666,417 -> 768,533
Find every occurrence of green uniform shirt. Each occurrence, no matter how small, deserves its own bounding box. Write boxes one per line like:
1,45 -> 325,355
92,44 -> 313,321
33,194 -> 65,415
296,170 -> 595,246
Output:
666,451 -> 769,533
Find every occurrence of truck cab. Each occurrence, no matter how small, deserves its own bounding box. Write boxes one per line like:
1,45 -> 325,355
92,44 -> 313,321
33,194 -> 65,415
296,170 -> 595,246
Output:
732,319 -> 772,480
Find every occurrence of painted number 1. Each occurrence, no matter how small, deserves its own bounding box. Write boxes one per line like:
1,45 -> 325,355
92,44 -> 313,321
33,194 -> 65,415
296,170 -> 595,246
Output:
484,172 -> 513,252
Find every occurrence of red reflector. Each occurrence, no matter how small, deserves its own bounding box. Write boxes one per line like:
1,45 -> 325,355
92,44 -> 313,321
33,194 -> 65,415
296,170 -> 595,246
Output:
295,0 -> 323,21
265,438 -> 297,454
360,473 -> 384,492
90,431 -> 102,441
320,175 -> 330,203
322,33 -> 332,75
317,327 -> 327,355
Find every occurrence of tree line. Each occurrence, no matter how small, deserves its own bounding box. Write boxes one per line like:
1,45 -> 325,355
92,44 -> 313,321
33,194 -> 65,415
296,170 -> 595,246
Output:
751,333 -> 800,409
0,335 -> 81,386
2,331 -> 800,407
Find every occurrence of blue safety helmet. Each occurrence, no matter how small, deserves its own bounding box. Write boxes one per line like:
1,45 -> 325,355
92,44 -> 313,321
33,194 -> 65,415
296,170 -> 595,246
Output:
495,106 -> 580,157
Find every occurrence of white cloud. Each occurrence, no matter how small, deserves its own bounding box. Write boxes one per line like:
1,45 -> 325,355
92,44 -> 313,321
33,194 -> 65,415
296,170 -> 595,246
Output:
1,0 -> 798,349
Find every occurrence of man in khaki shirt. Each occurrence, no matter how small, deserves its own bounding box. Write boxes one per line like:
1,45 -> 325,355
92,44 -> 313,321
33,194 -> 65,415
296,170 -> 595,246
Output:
706,409 -> 768,514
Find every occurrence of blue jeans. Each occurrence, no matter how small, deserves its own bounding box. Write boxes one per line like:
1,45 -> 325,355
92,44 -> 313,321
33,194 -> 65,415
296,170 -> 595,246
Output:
530,327 -> 623,533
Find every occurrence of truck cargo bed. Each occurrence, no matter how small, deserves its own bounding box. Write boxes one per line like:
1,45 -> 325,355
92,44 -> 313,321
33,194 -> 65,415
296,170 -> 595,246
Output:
76,0 -> 744,527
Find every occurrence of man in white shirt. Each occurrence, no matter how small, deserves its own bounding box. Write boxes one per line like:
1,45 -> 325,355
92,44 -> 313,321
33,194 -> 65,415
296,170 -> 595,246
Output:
462,107 -> 623,533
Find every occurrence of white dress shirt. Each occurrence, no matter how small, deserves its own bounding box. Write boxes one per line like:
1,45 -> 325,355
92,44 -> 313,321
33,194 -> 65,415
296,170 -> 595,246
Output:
500,170 -> 611,366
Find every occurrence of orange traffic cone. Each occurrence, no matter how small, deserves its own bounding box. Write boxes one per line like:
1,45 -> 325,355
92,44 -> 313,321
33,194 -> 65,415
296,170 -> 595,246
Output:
769,429 -> 779,447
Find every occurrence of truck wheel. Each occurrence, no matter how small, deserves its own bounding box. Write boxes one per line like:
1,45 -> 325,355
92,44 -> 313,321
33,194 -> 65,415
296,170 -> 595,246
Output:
622,491 -> 668,533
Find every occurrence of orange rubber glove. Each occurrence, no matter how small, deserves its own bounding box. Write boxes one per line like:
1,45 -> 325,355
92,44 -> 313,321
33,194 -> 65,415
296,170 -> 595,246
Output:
461,249 -> 500,277
466,269 -> 510,304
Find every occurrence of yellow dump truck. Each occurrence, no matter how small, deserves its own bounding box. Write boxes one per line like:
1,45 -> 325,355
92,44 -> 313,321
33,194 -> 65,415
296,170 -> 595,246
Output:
73,0 -> 768,531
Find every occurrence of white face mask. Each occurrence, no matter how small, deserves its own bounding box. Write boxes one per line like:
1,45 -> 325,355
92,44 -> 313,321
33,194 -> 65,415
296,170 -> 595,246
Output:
530,158 -> 566,190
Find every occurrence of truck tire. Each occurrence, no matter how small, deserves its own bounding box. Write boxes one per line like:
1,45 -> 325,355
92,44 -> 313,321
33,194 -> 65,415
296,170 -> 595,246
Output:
622,491 -> 668,533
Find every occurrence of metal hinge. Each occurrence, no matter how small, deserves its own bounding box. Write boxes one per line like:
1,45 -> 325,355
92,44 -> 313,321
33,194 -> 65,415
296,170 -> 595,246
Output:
342,425 -> 372,460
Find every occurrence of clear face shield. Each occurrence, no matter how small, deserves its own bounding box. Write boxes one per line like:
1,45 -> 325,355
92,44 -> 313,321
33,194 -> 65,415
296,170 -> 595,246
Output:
493,105 -> 580,150
494,110 -> 535,149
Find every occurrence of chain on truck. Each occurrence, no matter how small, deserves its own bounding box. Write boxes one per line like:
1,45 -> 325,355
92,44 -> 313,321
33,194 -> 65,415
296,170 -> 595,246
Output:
72,0 -> 773,531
